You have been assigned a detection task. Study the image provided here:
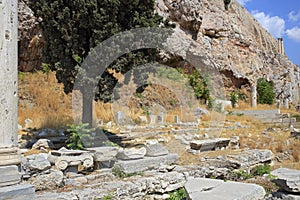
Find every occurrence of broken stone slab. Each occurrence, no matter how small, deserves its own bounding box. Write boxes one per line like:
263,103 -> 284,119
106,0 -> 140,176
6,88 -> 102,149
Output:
144,143 -> 169,157
226,149 -> 274,167
48,147 -> 94,170
86,147 -> 119,169
114,153 -> 178,174
116,147 -> 146,160
87,147 -> 119,162
271,168 -> 300,193
190,138 -> 230,151
0,184 -> 35,200
184,178 -> 265,200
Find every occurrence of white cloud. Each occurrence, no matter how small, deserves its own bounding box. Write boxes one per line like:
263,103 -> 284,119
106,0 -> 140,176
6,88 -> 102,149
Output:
237,0 -> 251,6
251,10 -> 285,38
288,10 -> 300,22
286,27 -> 300,42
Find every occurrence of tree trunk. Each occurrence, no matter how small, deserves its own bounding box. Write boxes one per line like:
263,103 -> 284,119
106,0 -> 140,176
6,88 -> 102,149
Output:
82,90 -> 94,128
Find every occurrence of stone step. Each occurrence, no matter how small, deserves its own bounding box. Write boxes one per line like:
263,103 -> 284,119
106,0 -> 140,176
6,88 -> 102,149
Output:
0,184 -> 35,200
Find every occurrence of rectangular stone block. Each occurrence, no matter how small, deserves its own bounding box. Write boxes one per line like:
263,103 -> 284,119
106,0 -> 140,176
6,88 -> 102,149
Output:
0,165 -> 20,187
185,178 -> 265,200
114,153 -> 178,174
190,138 -> 230,151
0,184 -> 35,200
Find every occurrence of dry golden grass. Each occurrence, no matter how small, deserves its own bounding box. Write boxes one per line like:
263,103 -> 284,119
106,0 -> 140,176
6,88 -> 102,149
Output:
18,71 -> 73,129
234,100 -> 278,110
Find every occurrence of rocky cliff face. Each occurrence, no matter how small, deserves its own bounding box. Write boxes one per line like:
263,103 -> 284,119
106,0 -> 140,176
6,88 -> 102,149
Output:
18,0 -> 43,72
156,0 -> 300,106
19,0 -> 300,106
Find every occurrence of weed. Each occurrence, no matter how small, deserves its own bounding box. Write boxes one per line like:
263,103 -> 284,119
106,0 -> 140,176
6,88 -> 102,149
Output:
65,123 -> 95,150
167,188 -> 186,200
112,167 -> 143,178
228,169 -> 252,181
251,165 -> 271,176
100,195 -> 113,200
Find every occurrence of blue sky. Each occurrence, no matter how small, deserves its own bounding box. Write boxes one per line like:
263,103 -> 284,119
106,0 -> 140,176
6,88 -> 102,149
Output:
237,0 -> 300,66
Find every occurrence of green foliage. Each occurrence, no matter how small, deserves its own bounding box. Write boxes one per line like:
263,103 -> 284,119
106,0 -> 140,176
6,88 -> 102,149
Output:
103,140 -> 119,147
230,91 -> 239,107
224,0 -> 231,10
257,78 -> 275,105
291,114 -> 300,122
41,63 -> 51,73
65,123 -> 95,150
157,67 -> 184,81
251,165 -> 271,176
100,195 -> 113,200
28,0 -> 170,103
229,170 -> 252,181
207,97 -> 215,110
167,188 -> 186,200
18,72 -> 26,80
188,71 -> 211,102
168,99 -> 177,106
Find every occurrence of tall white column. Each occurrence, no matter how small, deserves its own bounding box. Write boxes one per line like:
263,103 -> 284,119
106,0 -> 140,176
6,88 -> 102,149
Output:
251,85 -> 257,108
0,0 -> 21,186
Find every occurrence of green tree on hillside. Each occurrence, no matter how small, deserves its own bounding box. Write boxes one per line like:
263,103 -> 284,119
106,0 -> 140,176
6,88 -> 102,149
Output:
28,0 -> 171,125
257,78 -> 275,105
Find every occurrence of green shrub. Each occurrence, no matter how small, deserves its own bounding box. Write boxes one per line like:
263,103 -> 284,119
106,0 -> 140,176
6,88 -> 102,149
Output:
291,114 -> 300,122
229,170 -> 252,181
167,188 -> 186,200
230,91 -> 239,107
257,78 -> 275,105
65,123 -> 95,150
251,165 -> 271,176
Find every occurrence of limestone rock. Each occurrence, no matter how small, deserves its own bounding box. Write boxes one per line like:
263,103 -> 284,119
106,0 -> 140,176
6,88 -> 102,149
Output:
24,153 -> 51,174
155,0 -> 300,106
32,139 -> 54,150
114,153 -> 178,174
226,149 -> 274,167
18,0 -> 43,72
87,147 -> 119,162
271,168 -> 300,193
116,147 -> 146,160
30,170 -> 64,191
145,143 -> 169,157
184,178 -> 266,200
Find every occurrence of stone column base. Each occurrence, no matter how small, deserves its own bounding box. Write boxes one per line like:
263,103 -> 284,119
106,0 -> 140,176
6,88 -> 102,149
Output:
0,184 -> 35,200
0,147 -> 21,166
0,165 -> 20,187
